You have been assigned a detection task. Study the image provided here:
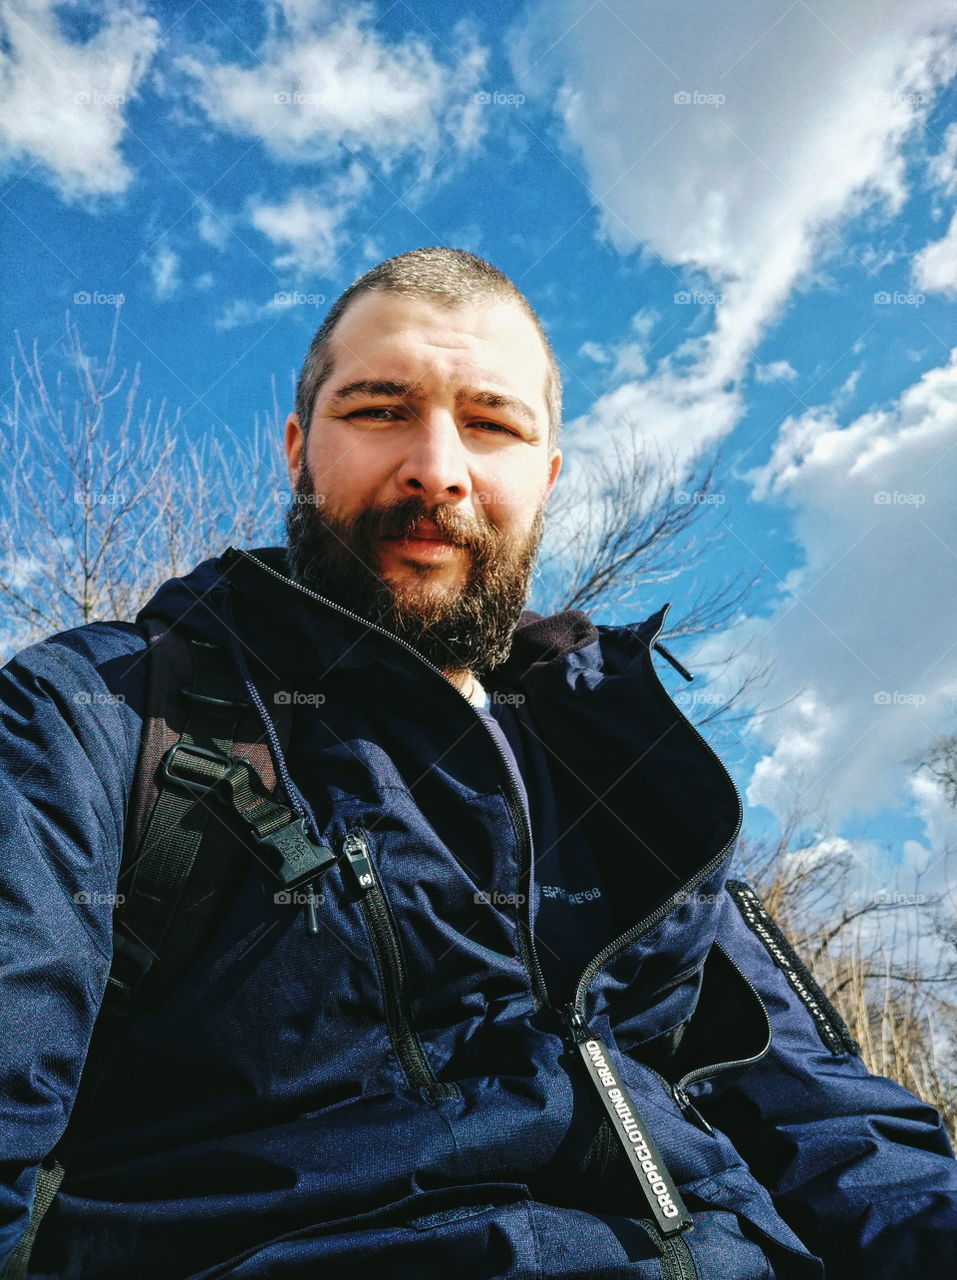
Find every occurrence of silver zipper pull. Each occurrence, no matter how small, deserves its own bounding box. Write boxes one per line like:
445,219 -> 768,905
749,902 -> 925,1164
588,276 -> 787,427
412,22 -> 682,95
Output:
672,1083 -> 715,1136
342,831 -> 376,894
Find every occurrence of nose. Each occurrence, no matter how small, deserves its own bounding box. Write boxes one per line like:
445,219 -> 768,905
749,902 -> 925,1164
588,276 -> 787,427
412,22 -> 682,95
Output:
394,411 -> 472,505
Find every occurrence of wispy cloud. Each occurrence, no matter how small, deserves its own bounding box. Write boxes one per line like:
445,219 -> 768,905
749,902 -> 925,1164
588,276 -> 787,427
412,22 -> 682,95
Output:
178,0 -> 487,172
0,0 -> 159,199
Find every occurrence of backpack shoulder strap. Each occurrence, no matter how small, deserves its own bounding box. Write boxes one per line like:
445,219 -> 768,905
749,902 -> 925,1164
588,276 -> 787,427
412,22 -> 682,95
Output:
4,615 -> 335,1278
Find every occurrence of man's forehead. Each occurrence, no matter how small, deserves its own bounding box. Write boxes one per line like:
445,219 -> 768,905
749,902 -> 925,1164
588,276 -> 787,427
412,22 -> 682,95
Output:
322,292 -> 550,415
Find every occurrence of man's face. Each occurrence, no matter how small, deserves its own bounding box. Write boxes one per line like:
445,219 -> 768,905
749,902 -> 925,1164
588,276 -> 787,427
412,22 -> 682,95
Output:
283,290 -> 562,675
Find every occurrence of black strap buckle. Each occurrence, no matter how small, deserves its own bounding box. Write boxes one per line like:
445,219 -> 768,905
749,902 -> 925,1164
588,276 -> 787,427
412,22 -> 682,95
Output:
160,743 -> 233,796
253,817 -> 337,890
104,928 -> 157,1010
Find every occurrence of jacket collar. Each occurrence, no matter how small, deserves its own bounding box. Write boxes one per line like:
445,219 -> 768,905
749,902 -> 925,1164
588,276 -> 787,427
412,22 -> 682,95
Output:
137,544 -> 610,687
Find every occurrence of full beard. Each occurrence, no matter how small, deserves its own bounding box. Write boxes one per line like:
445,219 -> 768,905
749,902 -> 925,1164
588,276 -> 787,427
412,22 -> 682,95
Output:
283,456 -> 544,676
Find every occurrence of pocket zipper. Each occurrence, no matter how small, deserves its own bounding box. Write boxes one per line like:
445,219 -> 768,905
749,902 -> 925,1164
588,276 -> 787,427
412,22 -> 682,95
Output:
342,830 -> 459,1101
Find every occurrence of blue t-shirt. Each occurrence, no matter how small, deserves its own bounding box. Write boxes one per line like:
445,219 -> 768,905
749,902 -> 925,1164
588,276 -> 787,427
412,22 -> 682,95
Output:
473,690 -> 617,1001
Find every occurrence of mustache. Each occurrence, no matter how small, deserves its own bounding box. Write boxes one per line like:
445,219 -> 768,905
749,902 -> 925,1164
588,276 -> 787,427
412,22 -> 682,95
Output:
338,494 -> 497,552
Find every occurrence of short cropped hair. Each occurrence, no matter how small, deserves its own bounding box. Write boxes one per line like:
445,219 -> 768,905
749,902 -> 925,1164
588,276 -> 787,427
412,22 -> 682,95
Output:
293,247 -> 562,454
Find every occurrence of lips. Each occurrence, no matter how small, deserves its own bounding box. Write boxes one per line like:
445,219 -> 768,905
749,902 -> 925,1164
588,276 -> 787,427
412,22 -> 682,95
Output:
386,523 -> 459,545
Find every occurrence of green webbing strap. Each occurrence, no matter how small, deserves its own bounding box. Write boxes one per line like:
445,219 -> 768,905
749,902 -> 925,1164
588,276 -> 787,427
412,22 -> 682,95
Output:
0,1161 -> 64,1280
113,640 -> 251,1004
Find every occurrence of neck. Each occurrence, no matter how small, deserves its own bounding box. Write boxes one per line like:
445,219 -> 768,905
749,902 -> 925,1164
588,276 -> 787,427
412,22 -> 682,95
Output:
445,668 -> 485,705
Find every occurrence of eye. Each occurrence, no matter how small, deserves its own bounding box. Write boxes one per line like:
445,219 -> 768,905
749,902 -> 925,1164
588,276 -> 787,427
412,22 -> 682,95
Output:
344,407 -> 400,420
473,420 -> 517,436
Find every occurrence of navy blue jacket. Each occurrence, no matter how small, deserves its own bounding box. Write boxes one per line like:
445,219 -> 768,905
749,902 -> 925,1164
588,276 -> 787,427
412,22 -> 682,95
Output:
1,544 -> 955,1279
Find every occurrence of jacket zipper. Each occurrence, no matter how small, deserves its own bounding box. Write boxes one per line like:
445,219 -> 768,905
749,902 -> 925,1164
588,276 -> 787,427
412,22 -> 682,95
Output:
548,611 -> 744,1250
567,605 -> 744,1019
639,947 -> 773,1137
341,829 -> 459,1101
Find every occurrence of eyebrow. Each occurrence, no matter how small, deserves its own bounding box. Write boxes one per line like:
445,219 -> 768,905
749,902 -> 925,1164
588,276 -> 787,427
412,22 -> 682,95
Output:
326,379 -> 540,430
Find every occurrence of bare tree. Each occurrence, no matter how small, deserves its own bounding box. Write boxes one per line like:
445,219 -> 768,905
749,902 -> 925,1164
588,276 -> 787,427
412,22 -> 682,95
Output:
0,307 -> 287,662
534,425 -> 780,734
736,812 -> 957,1140
909,730 -> 957,810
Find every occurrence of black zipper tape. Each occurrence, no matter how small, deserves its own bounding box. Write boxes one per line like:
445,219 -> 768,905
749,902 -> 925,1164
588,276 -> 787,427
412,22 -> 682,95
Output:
343,831 -> 460,1100
727,881 -> 860,1057
564,1007 -> 692,1236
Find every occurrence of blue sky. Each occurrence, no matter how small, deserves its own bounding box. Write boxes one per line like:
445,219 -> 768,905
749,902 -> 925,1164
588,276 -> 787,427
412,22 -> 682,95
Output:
1,0 -> 956,911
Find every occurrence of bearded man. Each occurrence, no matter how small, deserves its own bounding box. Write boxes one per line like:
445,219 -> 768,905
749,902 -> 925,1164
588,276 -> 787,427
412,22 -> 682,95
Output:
1,247 -> 955,1280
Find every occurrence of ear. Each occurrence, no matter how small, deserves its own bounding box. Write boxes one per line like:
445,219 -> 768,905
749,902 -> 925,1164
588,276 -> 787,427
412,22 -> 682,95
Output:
544,448 -> 562,501
285,413 -> 303,486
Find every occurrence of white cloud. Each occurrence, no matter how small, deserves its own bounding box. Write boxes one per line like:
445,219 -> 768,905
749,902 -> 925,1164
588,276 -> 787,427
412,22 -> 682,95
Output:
0,0 -> 159,200
214,291 -> 328,331
512,0 -> 957,468
691,350 -> 957,850
580,340 -> 611,365
196,200 -> 233,250
178,0 -> 487,173
754,359 -> 798,384
927,120 -> 957,195
913,208 -> 957,295
248,162 -> 371,276
150,245 -> 181,300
